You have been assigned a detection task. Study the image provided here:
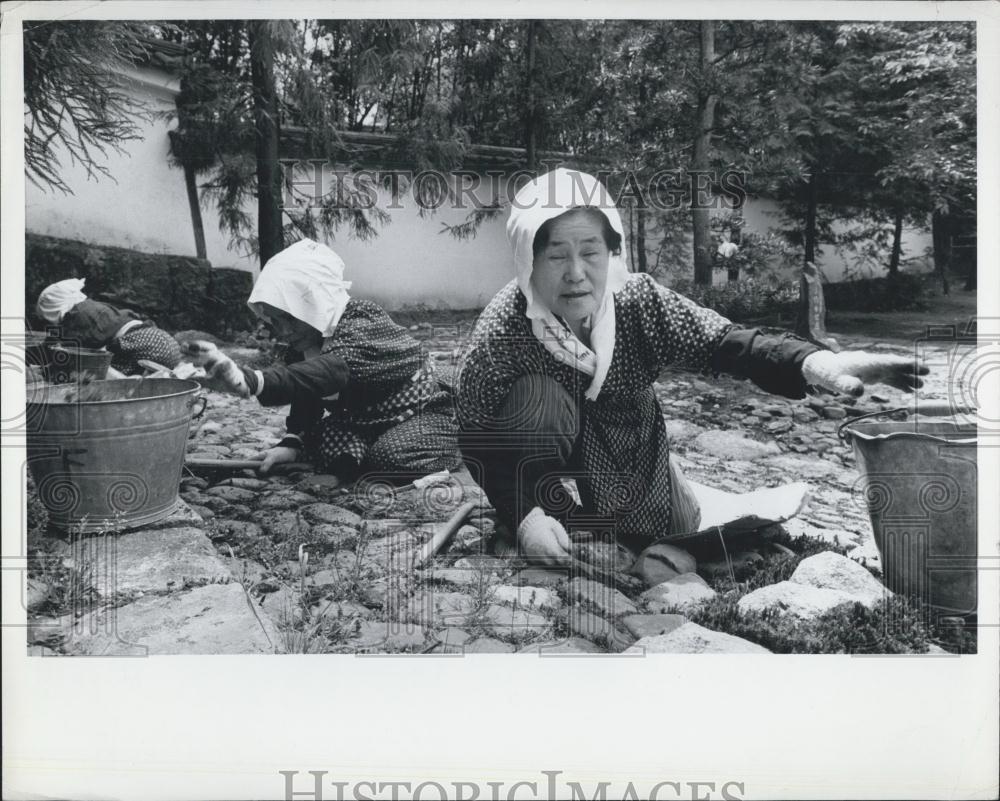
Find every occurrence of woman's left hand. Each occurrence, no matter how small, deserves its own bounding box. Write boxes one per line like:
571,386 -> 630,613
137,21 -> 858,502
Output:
801,350 -> 929,396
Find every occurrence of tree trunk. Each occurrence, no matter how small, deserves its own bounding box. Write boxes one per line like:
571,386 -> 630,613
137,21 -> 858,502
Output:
932,210 -> 951,295
727,207 -> 743,283
692,20 -> 717,286
182,164 -> 207,260
635,208 -> 648,273
804,171 -> 818,265
524,20 -> 539,172
250,21 -> 283,268
888,206 -> 903,278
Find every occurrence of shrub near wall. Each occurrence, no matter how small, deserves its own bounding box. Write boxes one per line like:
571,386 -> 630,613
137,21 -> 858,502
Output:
24,234 -> 256,336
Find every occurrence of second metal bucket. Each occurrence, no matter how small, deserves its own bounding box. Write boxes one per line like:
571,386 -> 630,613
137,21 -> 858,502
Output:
46,344 -> 114,383
839,404 -> 977,618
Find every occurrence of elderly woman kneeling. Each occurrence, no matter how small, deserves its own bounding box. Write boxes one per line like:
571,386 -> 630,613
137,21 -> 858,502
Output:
184,239 -> 461,480
456,169 -> 925,565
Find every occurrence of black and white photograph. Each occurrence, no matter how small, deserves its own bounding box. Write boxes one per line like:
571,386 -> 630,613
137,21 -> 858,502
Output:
3,1 -> 997,799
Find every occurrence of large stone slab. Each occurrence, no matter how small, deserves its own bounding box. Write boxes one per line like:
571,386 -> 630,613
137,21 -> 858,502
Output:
63,583 -> 279,655
105,526 -> 230,595
737,581 -> 859,619
624,623 -> 771,654
790,551 -> 889,608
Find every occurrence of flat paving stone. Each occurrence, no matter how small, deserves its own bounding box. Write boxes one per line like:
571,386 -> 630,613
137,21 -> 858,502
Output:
518,637 -> 607,655
301,503 -> 362,528
622,613 -> 688,640
346,620 -> 427,652
625,622 -> 772,654
464,637 -> 516,653
559,605 -> 634,652
692,429 -> 780,461
568,577 -> 637,617
480,604 -> 551,641
490,584 -> 561,611
104,526 -> 230,595
62,583 -> 279,655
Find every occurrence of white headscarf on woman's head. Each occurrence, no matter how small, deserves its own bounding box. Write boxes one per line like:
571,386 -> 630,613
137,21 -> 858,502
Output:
506,168 -> 631,401
37,278 -> 88,324
247,239 -> 352,338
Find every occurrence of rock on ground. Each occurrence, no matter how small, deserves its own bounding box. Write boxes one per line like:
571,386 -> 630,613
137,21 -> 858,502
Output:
692,430 -> 780,461
105,526 -> 231,595
630,543 -> 696,587
790,551 -> 889,608
625,622 -> 772,654
568,577 -> 638,617
62,583 -> 279,655
737,581 -> 861,619
641,573 -> 717,613
622,613 -> 688,640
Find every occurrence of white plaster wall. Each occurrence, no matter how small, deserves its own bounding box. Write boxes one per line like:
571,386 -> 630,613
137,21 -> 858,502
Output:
740,196 -> 933,282
25,66 -> 934,308
24,67 -> 201,258
214,169 -> 517,310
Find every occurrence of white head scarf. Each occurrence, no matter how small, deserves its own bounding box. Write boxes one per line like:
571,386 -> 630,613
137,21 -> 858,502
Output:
506,168 -> 630,401
247,239 -> 352,337
37,278 -> 88,324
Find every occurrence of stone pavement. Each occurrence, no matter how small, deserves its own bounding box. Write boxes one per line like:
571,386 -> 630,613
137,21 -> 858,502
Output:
25,325 -> 959,656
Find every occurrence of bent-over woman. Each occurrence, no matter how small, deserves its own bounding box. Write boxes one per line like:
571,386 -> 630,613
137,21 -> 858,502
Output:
183,239 -> 461,479
36,278 -> 181,376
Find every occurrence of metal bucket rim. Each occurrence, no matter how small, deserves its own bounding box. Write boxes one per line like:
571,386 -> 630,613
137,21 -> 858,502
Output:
842,427 -> 977,446
26,378 -> 201,406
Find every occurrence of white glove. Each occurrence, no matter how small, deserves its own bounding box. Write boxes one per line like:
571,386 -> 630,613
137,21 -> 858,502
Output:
181,340 -> 249,398
802,350 -> 929,397
517,506 -> 572,565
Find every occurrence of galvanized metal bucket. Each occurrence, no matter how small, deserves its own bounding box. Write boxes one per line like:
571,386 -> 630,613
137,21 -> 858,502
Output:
46,344 -> 114,383
26,378 -> 207,532
839,403 -> 977,618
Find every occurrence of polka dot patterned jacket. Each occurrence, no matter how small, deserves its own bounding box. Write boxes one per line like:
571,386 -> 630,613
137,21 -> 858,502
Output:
249,298 -> 459,476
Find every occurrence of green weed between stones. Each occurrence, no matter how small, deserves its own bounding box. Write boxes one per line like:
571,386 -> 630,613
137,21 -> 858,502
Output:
685,595 -> 933,654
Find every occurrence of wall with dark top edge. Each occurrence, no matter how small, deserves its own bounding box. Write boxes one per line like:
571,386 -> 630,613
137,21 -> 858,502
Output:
24,233 -> 256,336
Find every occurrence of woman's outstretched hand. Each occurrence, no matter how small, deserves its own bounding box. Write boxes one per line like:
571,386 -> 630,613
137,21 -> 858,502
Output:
253,446 -> 300,475
180,340 -> 249,398
801,350 -> 929,397
517,507 -> 572,566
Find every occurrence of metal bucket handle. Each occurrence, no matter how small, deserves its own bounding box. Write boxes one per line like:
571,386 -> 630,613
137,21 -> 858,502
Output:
838,401 -> 977,443
188,393 -> 209,420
